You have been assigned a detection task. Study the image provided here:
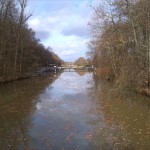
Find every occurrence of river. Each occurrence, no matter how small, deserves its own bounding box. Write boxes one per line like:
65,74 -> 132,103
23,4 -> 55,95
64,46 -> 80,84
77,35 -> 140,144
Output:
0,70 -> 150,150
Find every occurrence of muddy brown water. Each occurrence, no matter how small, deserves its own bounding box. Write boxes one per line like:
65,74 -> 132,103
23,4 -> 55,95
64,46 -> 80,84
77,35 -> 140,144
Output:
0,70 -> 150,150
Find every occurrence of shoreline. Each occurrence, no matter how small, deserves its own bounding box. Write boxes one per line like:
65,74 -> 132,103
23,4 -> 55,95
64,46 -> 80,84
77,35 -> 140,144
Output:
0,71 -> 60,85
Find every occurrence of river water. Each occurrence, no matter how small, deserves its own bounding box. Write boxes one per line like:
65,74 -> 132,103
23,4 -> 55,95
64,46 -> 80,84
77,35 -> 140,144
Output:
0,71 -> 150,150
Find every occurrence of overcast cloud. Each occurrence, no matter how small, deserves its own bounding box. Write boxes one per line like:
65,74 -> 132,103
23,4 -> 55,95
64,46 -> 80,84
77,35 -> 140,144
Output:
27,0 -> 95,61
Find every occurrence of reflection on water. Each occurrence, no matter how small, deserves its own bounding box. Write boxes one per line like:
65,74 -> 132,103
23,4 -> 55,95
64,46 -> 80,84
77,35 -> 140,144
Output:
74,70 -> 87,76
91,75 -> 150,150
0,74 -> 60,150
0,72 -> 149,150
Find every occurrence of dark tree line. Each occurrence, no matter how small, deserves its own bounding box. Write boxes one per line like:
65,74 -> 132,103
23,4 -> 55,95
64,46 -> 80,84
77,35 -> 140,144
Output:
0,0 -> 63,83
88,0 -> 150,94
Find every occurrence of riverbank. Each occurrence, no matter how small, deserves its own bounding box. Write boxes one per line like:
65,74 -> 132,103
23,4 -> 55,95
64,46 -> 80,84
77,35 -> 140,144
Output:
0,69 -> 61,85
138,88 -> 150,97
0,75 -> 31,84
94,68 -> 150,97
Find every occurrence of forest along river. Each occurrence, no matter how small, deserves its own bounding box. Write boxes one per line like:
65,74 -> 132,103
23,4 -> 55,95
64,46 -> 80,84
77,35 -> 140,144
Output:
0,70 -> 150,150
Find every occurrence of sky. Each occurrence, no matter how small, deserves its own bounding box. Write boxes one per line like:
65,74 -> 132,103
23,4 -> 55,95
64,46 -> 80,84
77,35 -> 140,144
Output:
27,0 -> 96,62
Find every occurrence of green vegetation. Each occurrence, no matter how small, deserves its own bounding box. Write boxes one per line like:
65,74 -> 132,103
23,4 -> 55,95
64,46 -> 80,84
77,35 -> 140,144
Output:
88,0 -> 150,95
0,0 -> 63,83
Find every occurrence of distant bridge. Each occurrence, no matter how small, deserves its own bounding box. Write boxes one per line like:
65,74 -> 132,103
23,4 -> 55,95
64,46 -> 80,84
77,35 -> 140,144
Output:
35,66 -> 94,75
61,65 -> 94,72
61,65 -> 79,69
62,69 -> 86,72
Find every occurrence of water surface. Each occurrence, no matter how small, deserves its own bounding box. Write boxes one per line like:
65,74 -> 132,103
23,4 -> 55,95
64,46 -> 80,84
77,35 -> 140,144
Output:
0,71 -> 149,150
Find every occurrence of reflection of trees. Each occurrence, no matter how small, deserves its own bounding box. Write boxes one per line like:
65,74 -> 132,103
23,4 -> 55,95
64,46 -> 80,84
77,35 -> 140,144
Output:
89,74 -> 150,150
87,74 -> 109,101
75,70 -> 87,76
0,73 -> 61,149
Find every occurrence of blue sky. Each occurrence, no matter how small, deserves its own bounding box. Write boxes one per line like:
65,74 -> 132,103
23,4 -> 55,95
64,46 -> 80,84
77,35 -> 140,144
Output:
27,0 -> 97,61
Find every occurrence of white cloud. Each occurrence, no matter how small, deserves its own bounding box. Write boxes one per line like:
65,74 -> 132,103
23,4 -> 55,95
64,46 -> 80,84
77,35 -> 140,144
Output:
27,0 -> 94,61
28,18 -> 40,28
61,50 -> 76,56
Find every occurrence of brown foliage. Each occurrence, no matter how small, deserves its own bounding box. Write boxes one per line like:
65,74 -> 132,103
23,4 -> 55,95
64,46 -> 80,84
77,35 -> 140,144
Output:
0,0 -> 63,82
74,57 -> 87,66
88,0 -> 150,92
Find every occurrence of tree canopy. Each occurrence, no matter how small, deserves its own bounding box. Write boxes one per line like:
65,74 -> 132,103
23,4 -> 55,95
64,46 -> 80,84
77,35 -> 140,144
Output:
88,0 -> 150,92
0,0 -> 63,82
74,57 -> 87,66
